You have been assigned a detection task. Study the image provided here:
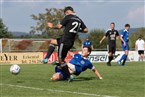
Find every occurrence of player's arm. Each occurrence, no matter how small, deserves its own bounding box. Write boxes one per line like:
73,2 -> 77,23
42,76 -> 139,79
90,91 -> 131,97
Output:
90,42 -> 94,50
81,44 -> 84,50
82,28 -> 88,33
47,23 -> 63,29
79,27 -> 88,33
92,68 -> 103,80
120,35 -> 126,46
135,41 -> 138,51
144,41 -> 145,50
91,45 -> 94,50
100,36 -> 106,44
100,31 -> 109,44
47,15 -> 68,29
79,20 -> 88,33
116,36 -> 120,40
68,51 -> 74,57
116,31 -> 120,40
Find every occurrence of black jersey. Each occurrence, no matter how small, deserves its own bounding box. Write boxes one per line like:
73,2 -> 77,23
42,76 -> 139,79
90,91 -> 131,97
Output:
105,29 -> 119,45
60,14 -> 87,44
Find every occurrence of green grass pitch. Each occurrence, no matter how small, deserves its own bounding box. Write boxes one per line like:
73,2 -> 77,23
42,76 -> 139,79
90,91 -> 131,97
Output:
0,62 -> 144,97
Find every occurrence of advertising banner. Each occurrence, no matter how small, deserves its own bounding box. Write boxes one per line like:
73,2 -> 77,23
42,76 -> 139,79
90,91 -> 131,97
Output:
0,51 -> 139,64
80,51 -> 139,62
0,52 -> 43,64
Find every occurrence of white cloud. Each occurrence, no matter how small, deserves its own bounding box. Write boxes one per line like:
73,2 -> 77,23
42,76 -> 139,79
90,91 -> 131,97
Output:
127,6 -> 145,20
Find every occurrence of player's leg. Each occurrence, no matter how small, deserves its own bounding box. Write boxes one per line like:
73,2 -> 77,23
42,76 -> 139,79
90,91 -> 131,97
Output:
121,50 -> 129,65
138,51 -> 141,61
111,46 -> 116,63
121,43 -> 129,66
43,39 -> 57,63
140,51 -> 144,62
107,53 -> 113,66
118,43 -> 127,65
107,45 -> 113,66
51,73 -> 63,81
51,66 -> 69,81
58,43 -> 74,81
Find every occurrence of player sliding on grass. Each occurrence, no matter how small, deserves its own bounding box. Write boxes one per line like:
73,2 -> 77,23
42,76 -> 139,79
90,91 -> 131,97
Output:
43,6 -> 88,65
51,46 -> 103,81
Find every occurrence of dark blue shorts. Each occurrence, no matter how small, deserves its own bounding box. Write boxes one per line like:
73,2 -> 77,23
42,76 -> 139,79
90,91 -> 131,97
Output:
122,42 -> 129,51
55,66 -> 69,80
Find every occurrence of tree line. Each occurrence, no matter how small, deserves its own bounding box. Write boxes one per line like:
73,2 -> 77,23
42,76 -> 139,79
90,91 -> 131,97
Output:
0,7 -> 145,50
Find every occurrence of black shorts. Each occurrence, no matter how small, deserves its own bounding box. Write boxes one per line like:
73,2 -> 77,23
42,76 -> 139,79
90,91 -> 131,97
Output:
138,50 -> 144,55
57,38 -> 73,59
108,45 -> 116,54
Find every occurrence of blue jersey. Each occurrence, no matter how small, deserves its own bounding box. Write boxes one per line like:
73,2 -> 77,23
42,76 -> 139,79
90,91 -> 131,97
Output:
121,29 -> 129,50
121,29 -> 129,43
69,54 -> 94,76
83,40 -> 92,47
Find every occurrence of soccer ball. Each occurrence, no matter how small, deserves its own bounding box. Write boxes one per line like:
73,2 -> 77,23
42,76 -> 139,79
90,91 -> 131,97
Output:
10,64 -> 21,75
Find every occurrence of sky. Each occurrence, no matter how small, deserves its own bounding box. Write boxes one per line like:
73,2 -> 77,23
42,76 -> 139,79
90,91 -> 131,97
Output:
0,0 -> 145,33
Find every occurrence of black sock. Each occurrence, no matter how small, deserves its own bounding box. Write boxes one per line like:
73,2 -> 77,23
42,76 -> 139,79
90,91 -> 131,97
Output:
111,56 -> 113,61
45,44 -> 55,59
122,59 -> 126,65
108,56 -> 113,63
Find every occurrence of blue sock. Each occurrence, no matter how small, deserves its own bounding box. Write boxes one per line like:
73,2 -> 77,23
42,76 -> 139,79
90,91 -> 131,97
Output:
122,55 -> 127,65
119,54 -> 127,62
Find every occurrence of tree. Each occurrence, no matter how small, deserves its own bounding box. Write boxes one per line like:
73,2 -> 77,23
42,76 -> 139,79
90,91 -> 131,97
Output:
30,8 -> 64,38
129,27 -> 145,49
87,29 -> 107,50
0,18 -> 13,38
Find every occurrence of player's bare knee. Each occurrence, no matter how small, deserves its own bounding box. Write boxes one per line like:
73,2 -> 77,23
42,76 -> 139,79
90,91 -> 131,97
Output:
52,73 -> 62,81
50,39 -> 57,45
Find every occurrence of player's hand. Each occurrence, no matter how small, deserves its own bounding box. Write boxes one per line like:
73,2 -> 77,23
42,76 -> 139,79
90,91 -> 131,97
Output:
47,22 -> 53,28
99,40 -> 102,44
123,42 -> 126,46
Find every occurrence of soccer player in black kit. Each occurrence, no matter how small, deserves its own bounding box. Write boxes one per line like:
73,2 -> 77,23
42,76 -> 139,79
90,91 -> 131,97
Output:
100,22 -> 119,66
43,6 -> 88,80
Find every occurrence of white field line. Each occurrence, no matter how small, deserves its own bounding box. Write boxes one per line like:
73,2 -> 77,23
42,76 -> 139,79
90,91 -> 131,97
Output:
0,83 -> 117,97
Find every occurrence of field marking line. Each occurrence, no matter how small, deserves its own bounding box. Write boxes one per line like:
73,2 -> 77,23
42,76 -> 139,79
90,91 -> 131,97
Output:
0,83 -> 117,97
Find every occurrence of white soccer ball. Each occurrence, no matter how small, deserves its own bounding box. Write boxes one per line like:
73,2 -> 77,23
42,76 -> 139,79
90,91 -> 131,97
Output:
10,64 -> 21,75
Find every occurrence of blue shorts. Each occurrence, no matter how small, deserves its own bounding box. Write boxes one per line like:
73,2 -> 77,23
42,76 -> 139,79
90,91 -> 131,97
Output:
73,65 -> 82,76
122,42 -> 129,51
55,66 -> 69,80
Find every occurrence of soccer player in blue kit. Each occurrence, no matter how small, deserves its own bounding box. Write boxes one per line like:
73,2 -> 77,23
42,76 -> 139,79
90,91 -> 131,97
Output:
51,46 -> 103,81
118,24 -> 130,66
82,38 -> 94,50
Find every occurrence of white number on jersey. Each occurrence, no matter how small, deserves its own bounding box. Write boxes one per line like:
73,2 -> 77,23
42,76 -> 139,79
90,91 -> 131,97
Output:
69,22 -> 81,33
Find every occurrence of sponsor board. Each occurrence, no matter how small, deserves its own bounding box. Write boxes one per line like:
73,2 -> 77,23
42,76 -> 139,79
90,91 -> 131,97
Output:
79,51 -> 139,62
0,52 -> 78,64
0,52 -> 43,64
0,51 -> 139,64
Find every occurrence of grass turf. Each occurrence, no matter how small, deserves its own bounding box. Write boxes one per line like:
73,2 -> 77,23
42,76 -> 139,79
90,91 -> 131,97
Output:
0,62 -> 144,97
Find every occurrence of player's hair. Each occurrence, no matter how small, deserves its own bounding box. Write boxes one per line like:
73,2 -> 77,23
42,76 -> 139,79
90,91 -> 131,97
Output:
110,22 -> 115,25
64,6 -> 74,13
83,46 -> 92,53
139,35 -> 142,39
125,24 -> 130,27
